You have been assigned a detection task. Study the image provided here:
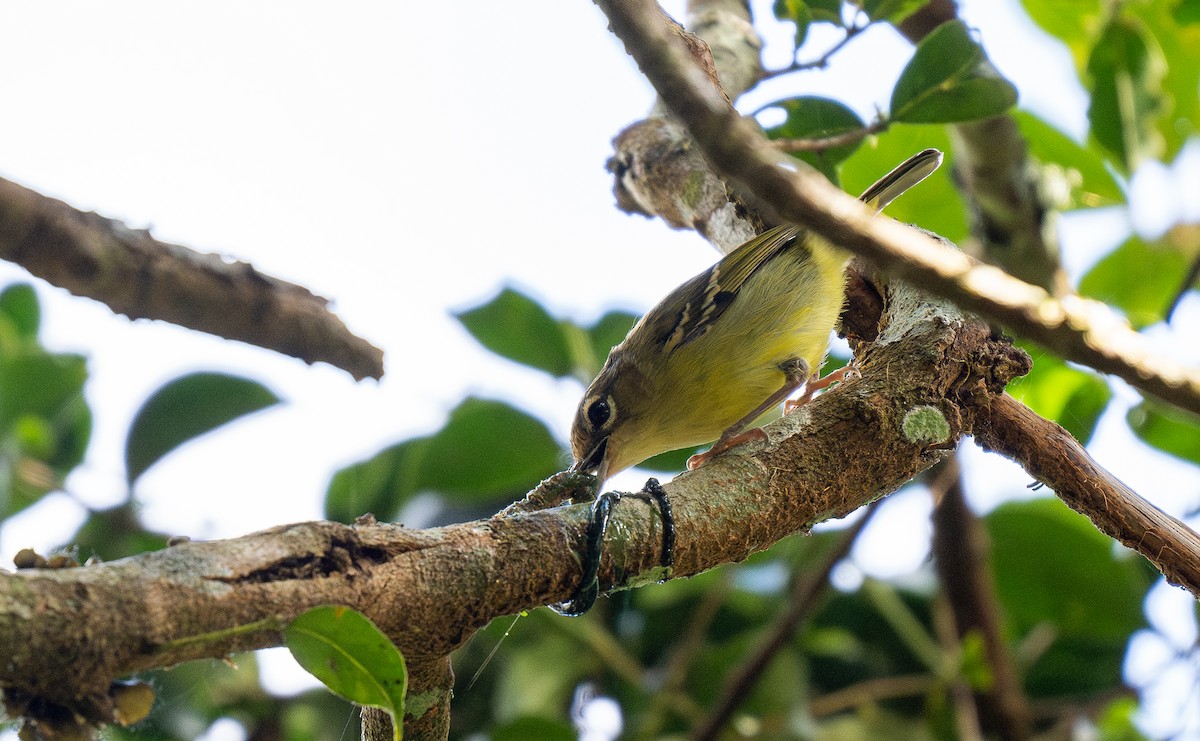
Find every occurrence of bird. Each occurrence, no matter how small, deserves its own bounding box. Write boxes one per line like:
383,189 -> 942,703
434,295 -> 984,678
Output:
569,148 -> 942,482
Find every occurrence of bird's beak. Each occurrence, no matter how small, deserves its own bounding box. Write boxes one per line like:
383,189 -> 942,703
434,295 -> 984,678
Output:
572,437 -> 610,483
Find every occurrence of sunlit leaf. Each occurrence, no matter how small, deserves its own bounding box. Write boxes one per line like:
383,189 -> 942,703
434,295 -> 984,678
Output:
1079,235 -> 1187,328
124,373 -> 279,486
1096,696 -> 1151,741
286,606 -> 406,740
773,0 -> 815,46
765,96 -> 866,181
890,20 -> 1018,123
1085,16 -> 1167,172
1127,1 -> 1200,160
862,0 -> 926,24
1014,111 -> 1126,208
1127,398 -> 1200,464
1006,353 -> 1111,444
1176,0 -> 1200,25
839,126 -> 968,244
324,398 -> 562,522
456,288 -> 574,378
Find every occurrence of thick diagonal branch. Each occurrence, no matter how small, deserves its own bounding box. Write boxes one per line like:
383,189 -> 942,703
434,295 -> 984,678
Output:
594,0 -> 1200,417
0,176 -> 384,380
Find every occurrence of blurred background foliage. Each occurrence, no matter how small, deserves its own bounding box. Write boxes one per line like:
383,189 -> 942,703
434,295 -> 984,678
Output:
4,0 -> 1200,739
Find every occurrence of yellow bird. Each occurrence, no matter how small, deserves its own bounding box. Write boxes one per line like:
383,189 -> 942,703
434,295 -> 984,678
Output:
570,149 -> 942,481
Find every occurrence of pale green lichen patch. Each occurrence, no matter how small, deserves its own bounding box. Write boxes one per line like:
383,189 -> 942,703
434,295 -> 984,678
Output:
404,689 -> 442,721
901,405 -> 950,444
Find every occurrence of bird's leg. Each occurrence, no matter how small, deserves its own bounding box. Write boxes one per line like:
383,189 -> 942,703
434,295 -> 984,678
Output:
784,363 -> 850,413
550,478 -> 675,616
687,358 -> 810,470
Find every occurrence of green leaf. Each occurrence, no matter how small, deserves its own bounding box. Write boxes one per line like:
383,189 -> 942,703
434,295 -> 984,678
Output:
861,0 -> 926,24
0,344 -> 89,517
765,96 -> 866,181
773,0 -> 814,46
1175,0 -> 1200,26
1127,398 -> 1200,464
1128,1 -> 1200,161
0,284 -> 40,340
1079,235 -> 1187,328
890,20 -> 1018,124
491,716 -> 575,741
639,444 -> 705,473
412,398 -> 563,498
325,440 -> 418,524
839,126 -> 968,244
805,0 -> 843,22
0,353 -> 87,425
456,288 -> 573,378
1006,353 -> 1111,445
774,0 -> 842,25
1085,16 -> 1167,172
808,587 -> 933,693
124,372 -> 280,486
70,503 -> 171,560
285,606 -> 407,740
1013,111 -> 1126,208
990,498 -> 1153,637
1096,697 -> 1151,741
987,499 -> 1154,697
1020,0 -> 1104,71
586,311 -> 637,377
325,398 -> 563,522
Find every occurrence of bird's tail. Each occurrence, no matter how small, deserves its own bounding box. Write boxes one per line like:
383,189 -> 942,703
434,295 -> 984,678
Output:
858,148 -> 943,212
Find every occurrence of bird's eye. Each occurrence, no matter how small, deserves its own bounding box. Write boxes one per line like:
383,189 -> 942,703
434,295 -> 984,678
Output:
586,398 -> 612,429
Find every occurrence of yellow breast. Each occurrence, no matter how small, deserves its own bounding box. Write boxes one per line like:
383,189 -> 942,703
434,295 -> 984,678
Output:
642,239 -> 849,451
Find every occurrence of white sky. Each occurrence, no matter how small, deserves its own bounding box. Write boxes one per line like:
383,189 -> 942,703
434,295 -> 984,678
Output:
0,1 -> 1196,738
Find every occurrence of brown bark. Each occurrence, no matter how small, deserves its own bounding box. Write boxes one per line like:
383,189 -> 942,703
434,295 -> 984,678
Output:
0,176 -> 384,380
974,394 -> 1200,597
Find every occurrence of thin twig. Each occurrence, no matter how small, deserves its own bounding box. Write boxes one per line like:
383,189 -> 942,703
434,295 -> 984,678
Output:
931,456 -> 1033,740
808,674 -> 938,718
773,119 -> 888,153
758,22 -> 870,81
636,571 -> 732,739
691,503 -> 880,741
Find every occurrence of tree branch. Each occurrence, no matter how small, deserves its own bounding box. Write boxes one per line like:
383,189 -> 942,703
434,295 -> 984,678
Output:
608,0 -> 767,254
594,0 -> 1200,417
1,272 -> 1029,736
0,176 -> 384,380
691,502 -> 879,741
973,394 -> 1200,598
931,457 -> 1034,740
